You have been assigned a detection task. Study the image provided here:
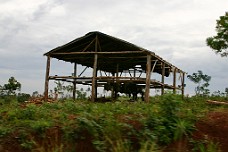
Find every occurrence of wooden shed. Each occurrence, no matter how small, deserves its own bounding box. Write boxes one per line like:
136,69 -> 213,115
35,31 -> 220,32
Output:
44,31 -> 185,102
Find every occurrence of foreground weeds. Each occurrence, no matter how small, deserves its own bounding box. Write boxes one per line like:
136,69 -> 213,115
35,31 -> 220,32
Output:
0,94 -> 225,152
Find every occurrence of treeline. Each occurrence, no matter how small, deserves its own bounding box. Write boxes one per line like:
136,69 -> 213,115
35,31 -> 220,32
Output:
1,70 -> 228,104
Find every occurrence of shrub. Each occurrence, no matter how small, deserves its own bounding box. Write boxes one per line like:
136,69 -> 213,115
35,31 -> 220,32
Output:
17,93 -> 31,102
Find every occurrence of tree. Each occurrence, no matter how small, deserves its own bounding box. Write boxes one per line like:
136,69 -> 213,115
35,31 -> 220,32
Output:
187,70 -> 211,96
206,12 -> 228,57
0,85 -> 4,96
76,88 -> 87,99
54,81 -> 65,98
3,77 -> 21,95
32,91 -> 39,97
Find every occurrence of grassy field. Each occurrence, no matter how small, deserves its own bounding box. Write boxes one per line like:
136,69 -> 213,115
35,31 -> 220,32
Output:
0,94 -> 227,152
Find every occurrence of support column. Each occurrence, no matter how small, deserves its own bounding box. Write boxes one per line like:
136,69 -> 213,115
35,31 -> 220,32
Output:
73,63 -> 77,100
145,54 -> 151,102
114,64 -> 119,99
44,56 -> 51,101
173,68 -> 177,94
111,72 -> 115,99
91,35 -> 98,102
181,72 -> 185,99
91,54 -> 98,102
161,62 -> 165,95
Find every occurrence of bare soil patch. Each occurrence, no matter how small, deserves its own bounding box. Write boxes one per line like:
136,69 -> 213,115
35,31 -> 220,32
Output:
165,110 -> 228,152
192,110 -> 228,152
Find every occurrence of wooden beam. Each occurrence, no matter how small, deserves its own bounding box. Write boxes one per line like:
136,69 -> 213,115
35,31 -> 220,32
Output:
49,76 -> 92,79
145,55 -> 151,102
44,56 -> 51,101
73,63 -> 77,100
51,51 -> 145,55
78,66 -> 88,77
82,38 -> 96,52
151,60 -> 158,73
161,62 -> 165,95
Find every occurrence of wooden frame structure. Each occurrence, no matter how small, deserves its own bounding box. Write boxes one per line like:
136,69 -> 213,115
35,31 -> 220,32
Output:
44,31 -> 185,102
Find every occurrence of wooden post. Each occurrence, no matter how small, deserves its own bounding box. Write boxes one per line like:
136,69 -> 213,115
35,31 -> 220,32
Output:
95,68 -> 98,98
161,62 -> 165,95
91,54 -> 98,102
44,56 -> 51,101
133,67 -> 136,78
173,68 -> 176,94
116,64 -> 119,77
145,55 -> 151,102
115,64 -> 119,99
181,72 -> 185,99
91,35 -> 98,102
111,72 -> 115,99
73,63 -> 77,100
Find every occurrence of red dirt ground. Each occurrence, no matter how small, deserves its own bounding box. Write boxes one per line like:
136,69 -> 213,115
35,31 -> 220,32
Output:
192,111 -> 228,152
165,110 -> 228,152
1,110 -> 228,152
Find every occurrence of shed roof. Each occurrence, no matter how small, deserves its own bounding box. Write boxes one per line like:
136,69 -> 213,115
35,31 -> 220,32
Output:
44,31 -> 180,76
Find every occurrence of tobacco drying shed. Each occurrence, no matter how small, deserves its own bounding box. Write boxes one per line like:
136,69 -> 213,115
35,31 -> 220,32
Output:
44,31 -> 185,102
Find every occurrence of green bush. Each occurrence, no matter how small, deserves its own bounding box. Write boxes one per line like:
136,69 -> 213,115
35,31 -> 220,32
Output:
0,95 -> 17,103
17,93 -> 31,102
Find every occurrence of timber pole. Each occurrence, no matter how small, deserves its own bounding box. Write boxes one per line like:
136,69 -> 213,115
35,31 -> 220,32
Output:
145,54 -> 151,102
111,73 -> 115,99
181,72 -> 185,99
73,63 -> 77,100
44,56 -> 51,101
161,62 -> 165,95
115,64 -> 119,99
173,68 -> 176,94
91,35 -> 98,102
91,54 -> 98,102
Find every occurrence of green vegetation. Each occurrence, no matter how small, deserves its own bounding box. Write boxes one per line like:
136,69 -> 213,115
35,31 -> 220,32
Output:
0,76 -> 227,151
0,77 -> 21,96
206,11 -> 228,57
187,70 -> 211,96
0,93 -> 227,152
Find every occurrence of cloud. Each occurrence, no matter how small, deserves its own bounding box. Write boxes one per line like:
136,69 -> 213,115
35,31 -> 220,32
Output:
1,0 -> 228,95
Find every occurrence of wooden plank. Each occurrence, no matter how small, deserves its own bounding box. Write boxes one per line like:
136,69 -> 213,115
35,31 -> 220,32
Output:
145,55 -> 151,102
44,56 -> 51,101
49,76 -> 92,79
207,100 -> 228,105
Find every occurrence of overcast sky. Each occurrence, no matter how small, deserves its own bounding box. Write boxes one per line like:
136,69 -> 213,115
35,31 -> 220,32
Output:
0,0 -> 228,95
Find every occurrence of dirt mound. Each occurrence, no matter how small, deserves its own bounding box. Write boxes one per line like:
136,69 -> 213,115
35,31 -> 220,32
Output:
193,111 -> 228,152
